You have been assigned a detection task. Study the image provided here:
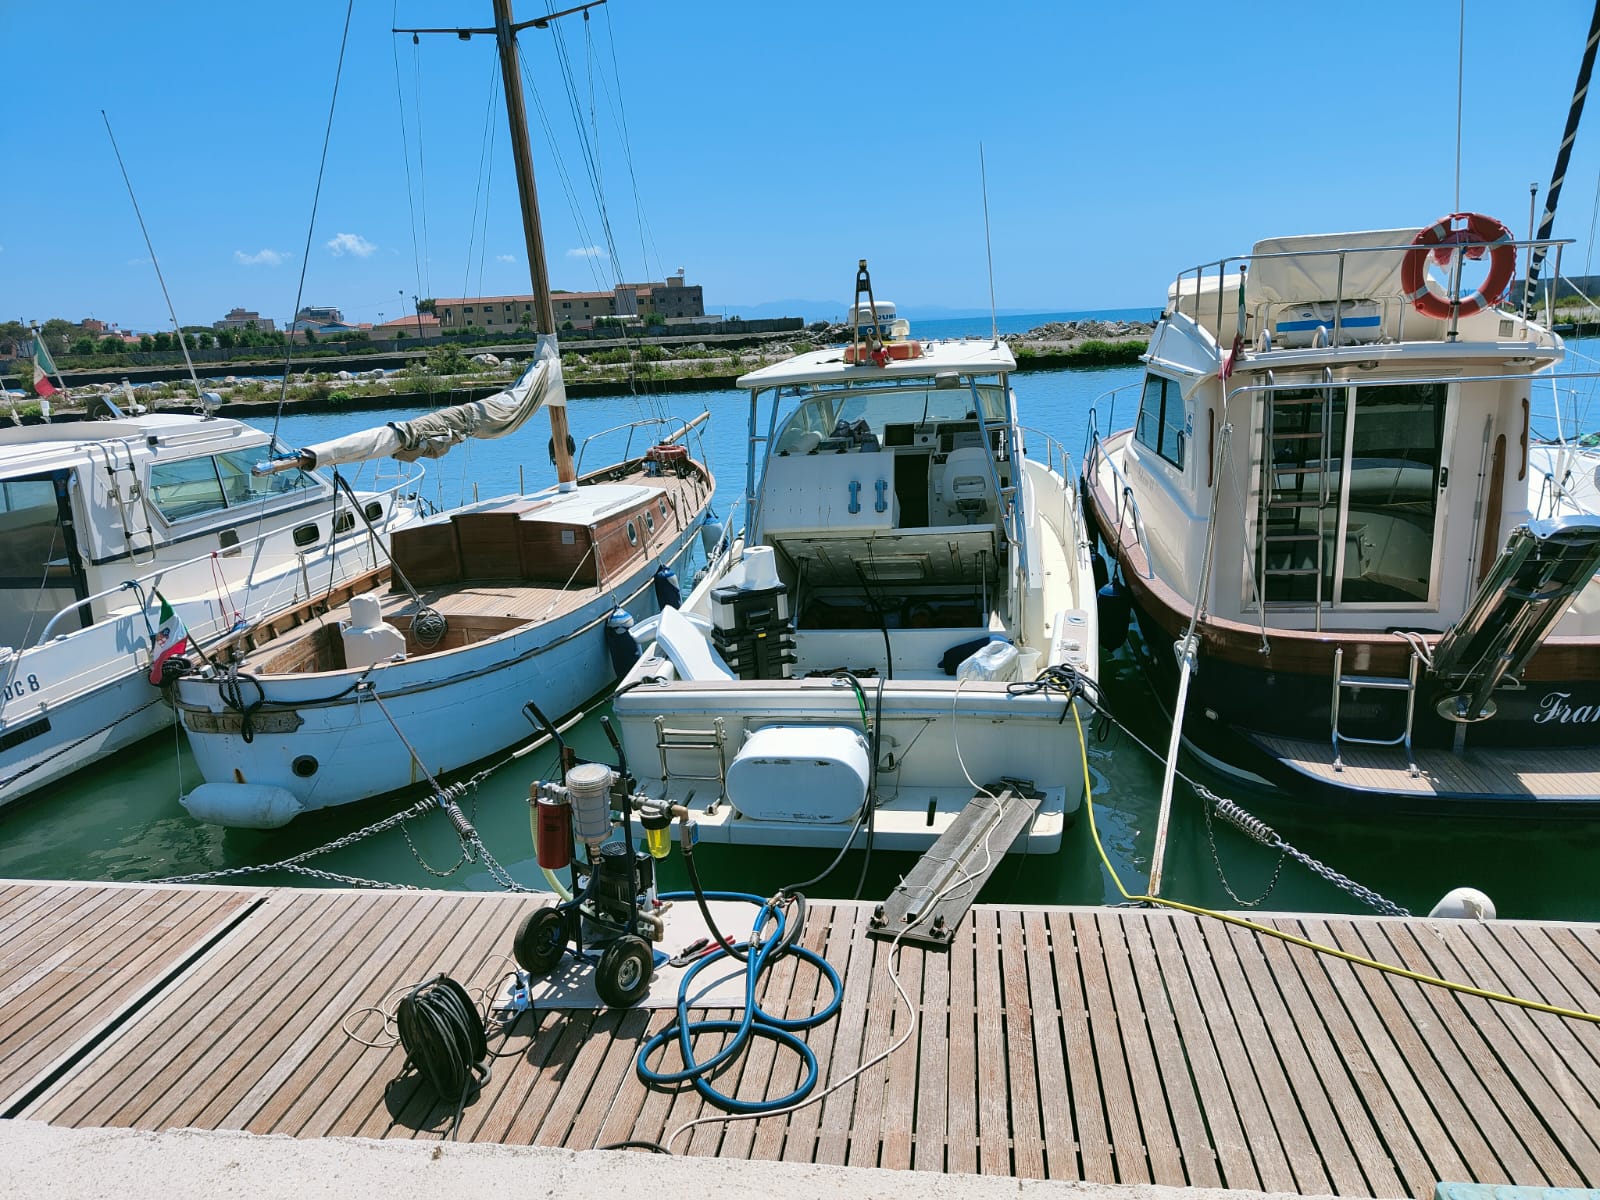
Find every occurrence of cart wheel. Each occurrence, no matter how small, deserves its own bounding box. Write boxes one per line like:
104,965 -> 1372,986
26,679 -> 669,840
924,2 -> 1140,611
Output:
595,935 -> 653,1008
513,907 -> 568,975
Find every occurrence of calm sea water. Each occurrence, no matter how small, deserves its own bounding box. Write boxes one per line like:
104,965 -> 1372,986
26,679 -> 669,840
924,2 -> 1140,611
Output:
4,324 -> 1597,922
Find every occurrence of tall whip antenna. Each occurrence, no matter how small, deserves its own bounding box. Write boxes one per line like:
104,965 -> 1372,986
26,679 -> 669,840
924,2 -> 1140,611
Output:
980,144 -> 998,347
1454,0 -> 1465,212
102,111 -> 208,409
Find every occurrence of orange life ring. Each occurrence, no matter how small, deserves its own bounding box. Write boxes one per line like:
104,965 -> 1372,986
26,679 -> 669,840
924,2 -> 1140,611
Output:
1400,212 -> 1516,320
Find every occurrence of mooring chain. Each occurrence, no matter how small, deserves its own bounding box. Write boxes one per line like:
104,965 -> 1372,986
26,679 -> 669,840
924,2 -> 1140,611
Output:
150,794 -> 441,885
1195,784 -> 1411,917
1200,793 -> 1288,908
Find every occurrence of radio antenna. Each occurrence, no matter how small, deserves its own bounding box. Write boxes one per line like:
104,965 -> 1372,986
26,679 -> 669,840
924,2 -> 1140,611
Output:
980,144 -> 998,347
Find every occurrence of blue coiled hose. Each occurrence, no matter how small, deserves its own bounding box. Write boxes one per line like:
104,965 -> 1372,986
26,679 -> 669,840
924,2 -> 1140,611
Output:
636,890 -> 842,1113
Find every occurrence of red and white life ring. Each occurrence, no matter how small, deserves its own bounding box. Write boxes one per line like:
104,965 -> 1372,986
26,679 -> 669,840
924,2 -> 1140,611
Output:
1400,212 -> 1516,320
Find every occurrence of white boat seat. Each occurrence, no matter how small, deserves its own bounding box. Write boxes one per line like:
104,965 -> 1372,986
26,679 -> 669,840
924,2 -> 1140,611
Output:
940,446 -> 993,521
655,605 -> 735,681
777,429 -> 823,456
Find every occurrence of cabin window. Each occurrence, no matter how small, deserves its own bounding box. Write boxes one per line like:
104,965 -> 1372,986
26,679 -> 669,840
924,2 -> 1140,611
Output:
216,449 -> 314,504
333,511 -> 356,535
219,528 -> 241,558
364,501 -> 384,521
626,521 -> 639,545
644,510 -> 655,533
293,523 -> 321,547
149,457 -> 226,521
0,476 -> 84,648
1133,374 -> 1186,469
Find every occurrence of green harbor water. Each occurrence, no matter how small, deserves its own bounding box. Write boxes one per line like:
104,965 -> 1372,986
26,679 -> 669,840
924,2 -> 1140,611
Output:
3,357 -> 1597,921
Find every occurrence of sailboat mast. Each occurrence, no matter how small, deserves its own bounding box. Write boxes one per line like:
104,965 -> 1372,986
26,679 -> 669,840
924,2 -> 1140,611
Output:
491,0 -> 576,487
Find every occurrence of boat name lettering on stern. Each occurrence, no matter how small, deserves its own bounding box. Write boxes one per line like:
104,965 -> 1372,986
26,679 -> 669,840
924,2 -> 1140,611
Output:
1532,691 -> 1600,724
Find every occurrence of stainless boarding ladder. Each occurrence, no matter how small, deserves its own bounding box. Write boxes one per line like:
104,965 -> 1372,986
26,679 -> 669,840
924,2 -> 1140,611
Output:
1330,646 -> 1421,776
654,715 -> 729,794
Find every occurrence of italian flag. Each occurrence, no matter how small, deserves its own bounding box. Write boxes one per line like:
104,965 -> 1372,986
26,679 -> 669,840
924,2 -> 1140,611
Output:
148,592 -> 190,684
32,334 -> 58,398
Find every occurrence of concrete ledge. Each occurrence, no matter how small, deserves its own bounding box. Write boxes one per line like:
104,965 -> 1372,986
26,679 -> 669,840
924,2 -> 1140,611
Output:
3,1120 -> 1364,1200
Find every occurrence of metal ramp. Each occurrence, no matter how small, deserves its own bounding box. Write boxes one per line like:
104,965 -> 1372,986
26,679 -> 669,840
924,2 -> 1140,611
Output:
1431,514 -> 1600,722
868,783 -> 1040,949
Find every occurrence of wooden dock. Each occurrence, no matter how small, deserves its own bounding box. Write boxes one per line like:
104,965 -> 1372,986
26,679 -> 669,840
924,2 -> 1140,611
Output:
3,878 -> 1599,1198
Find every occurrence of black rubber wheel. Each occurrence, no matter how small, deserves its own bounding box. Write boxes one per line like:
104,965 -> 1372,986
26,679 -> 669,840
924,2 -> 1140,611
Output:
595,935 -> 653,1008
513,907 -> 568,975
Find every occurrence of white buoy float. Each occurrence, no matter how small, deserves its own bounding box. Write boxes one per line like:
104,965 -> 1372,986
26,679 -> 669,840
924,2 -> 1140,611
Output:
1428,886 -> 1497,920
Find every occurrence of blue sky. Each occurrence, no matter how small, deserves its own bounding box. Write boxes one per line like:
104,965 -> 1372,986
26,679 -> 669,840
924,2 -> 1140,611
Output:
7,1 -> 1600,330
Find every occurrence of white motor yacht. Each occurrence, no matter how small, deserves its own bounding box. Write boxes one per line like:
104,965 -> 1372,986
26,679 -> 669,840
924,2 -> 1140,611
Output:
612,268 -> 1100,852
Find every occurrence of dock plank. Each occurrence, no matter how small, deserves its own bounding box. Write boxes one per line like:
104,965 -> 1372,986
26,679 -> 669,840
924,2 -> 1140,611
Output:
7,881 -> 1600,1197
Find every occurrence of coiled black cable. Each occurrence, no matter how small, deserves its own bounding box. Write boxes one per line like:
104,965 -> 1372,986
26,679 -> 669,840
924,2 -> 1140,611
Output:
394,975 -> 490,1139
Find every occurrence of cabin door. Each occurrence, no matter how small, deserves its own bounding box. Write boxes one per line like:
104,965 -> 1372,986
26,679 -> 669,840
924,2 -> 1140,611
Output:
0,471 -> 92,649
1258,381 -> 1447,607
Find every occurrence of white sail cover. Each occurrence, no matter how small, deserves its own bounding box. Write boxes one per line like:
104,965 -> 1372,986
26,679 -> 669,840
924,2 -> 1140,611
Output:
287,334 -> 566,470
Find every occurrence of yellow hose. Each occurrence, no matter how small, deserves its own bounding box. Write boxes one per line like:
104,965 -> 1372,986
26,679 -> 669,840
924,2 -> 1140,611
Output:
1070,703 -> 1600,1025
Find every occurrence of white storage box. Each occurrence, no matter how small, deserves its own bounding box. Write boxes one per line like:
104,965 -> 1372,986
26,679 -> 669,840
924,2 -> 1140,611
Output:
725,725 -> 871,823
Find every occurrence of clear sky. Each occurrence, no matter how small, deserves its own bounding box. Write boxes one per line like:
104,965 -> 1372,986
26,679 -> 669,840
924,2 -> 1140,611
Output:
7,1 -> 1600,330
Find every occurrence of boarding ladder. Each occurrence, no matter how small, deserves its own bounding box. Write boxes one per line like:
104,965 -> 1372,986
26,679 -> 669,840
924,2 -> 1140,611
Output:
1330,646 -> 1421,776
653,715 -> 729,793
1257,370 -> 1338,629
1430,514 -> 1600,724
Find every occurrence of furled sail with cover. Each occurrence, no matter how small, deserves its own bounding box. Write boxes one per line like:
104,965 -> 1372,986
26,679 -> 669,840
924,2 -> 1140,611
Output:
256,334 -> 565,474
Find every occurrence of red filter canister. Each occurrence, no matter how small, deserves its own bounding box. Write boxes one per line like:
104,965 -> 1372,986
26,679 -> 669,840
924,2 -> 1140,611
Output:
535,795 -> 574,870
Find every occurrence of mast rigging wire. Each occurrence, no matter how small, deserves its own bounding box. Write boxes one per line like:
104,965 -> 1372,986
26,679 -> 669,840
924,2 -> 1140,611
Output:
391,6 -> 429,310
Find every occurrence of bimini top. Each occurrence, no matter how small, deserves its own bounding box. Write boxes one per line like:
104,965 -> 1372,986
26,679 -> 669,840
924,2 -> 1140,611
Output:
737,336 -> 1016,391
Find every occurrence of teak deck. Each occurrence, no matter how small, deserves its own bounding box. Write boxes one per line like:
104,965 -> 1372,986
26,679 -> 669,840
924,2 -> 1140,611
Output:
4,878 -> 1599,1199
1254,733 -> 1600,801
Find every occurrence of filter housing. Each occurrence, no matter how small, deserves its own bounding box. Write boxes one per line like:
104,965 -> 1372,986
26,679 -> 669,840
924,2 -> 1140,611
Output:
725,725 -> 871,823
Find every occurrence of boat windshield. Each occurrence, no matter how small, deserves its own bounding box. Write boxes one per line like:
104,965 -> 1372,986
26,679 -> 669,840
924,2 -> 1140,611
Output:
772,382 -> 1007,453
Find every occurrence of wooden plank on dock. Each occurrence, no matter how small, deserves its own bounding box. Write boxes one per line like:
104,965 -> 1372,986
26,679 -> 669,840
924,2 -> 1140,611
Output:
0,881 -> 259,1117
8,880 -> 1600,1199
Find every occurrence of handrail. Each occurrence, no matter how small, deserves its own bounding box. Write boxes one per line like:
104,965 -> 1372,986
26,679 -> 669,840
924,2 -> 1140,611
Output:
1170,235 -> 1574,348
574,412 -> 711,474
1082,424 -> 1156,581
31,473 -> 418,647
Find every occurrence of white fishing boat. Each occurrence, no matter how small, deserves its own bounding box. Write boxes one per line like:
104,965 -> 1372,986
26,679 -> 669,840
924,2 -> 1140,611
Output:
1084,213 -> 1600,813
0,396 -> 420,809
610,265 -> 1100,852
171,3 -> 716,829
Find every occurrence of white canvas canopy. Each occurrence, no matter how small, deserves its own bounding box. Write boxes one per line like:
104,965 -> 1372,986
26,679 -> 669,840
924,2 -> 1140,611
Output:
264,334 -> 566,473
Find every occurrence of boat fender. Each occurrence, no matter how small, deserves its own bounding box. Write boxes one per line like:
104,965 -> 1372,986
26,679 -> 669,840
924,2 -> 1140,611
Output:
548,433 -> 577,465
1428,886 -> 1496,921
1401,212 -> 1515,321
1097,579 -> 1131,653
605,608 -> 641,677
699,507 -> 725,557
180,782 -> 306,830
1090,548 -> 1109,591
653,564 -> 681,610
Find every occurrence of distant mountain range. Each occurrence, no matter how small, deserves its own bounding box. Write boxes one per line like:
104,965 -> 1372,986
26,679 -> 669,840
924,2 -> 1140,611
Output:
712,299 -> 1056,323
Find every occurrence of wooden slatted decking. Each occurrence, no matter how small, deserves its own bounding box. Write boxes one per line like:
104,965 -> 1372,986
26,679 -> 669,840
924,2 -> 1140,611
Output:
1253,733 -> 1600,802
3,878 -> 1599,1198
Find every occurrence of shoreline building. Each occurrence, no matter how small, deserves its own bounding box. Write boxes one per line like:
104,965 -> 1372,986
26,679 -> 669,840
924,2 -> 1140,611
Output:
213,307 -> 277,333
435,271 -> 704,334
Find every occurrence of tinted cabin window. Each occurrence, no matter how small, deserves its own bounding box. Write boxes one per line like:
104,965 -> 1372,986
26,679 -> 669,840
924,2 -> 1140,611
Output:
1133,374 -> 1186,469
216,449 -> 314,503
149,458 -> 226,521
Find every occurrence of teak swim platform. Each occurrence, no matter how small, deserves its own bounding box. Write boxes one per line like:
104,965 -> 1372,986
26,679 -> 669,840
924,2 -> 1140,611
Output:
2,879 -> 1598,1198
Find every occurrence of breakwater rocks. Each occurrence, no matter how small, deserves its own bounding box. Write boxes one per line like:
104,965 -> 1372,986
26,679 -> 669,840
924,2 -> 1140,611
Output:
1006,318 -> 1154,353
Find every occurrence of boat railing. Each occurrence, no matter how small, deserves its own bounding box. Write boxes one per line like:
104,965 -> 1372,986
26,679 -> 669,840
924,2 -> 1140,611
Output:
574,413 -> 713,475
1084,426 -> 1155,581
1173,235 -> 1573,351
31,486 -> 410,649
1016,425 -> 1076,483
